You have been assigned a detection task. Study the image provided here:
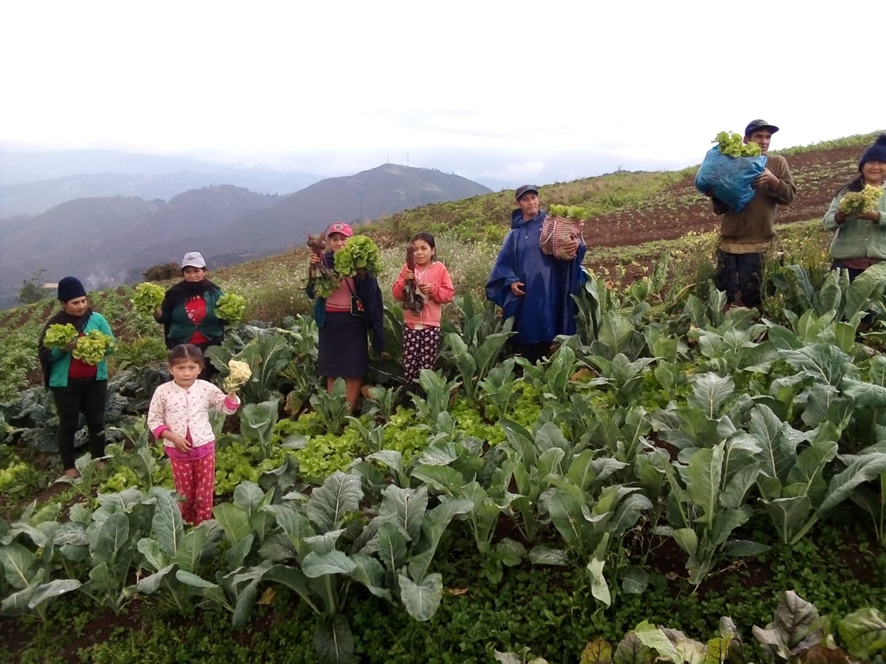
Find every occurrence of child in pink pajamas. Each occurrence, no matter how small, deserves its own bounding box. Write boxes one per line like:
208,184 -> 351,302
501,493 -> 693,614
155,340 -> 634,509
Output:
147,344 -> 240,525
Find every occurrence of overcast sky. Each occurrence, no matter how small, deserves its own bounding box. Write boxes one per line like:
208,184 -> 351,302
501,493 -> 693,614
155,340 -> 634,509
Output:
1,1 -> 882,186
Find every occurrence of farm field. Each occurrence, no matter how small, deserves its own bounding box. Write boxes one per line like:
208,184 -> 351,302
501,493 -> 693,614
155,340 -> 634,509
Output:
1,132 -> 885,664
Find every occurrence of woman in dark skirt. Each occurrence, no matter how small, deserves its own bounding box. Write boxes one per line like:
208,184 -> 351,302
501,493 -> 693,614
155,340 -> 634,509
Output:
307,223 -> 385,412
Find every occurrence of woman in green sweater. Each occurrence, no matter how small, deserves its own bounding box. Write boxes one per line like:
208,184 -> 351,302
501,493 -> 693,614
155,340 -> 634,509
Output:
823,134 -> 886,280
38,277 -> 115,478
154,251 -> 226,379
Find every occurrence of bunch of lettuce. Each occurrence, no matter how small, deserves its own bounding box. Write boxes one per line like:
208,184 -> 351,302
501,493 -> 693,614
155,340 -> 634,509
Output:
839,185 -> 883,216
131,282 -> 166,317
548,204 -> 588,219
72,330 -> 114,365
216,293 -> 247,325
334,236 -> 383,277
43,323 -> 79,350
714,131 -> 762,157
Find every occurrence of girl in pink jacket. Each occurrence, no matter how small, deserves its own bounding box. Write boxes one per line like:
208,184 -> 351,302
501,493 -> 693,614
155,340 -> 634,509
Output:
392,233 -> 455,383
147,344 -> 240,524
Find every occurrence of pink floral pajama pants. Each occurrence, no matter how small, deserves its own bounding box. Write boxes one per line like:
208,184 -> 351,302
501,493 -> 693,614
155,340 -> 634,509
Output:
169,451 -> 215,525
402,326 -> 443,383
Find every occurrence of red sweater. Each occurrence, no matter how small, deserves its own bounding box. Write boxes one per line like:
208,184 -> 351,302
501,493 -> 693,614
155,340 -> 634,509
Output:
392,261 -> 455,328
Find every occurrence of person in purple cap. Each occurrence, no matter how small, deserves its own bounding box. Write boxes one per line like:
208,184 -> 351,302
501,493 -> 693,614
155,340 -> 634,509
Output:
711,119 -> 796,309
485,185 -> 586,364
823,134 -> 886,280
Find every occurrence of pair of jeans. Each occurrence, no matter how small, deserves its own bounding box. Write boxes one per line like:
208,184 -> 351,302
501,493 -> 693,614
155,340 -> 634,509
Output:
716,251 -> 763,308
51,378 -> 107,470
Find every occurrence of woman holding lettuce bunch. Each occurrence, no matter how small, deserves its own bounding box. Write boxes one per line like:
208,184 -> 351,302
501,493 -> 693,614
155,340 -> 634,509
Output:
307,223 -> 385,413
153,251 -> 231,380
823,134 -> 886,281
38,276 -> 115,478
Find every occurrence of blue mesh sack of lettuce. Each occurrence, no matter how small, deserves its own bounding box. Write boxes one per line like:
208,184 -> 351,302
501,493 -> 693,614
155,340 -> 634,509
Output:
131,282 -> 166,317
334,236 -> 383,277
216,293 -> 247,325
695,131 -> 767,213
72,330 -> 114,365
43,323 -> 79,350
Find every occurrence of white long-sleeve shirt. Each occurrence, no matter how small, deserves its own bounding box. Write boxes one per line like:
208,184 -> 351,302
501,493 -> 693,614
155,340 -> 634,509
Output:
148,380 -> 240,450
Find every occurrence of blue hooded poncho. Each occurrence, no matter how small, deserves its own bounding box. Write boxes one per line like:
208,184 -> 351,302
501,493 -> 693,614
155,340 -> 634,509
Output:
485,209 -> 587,346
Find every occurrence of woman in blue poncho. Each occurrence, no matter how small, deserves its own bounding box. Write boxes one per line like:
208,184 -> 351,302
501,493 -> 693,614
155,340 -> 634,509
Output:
485,185 -> 586,364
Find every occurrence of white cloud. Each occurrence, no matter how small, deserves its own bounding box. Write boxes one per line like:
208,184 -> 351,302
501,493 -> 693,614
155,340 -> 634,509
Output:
0,0 -> 882,184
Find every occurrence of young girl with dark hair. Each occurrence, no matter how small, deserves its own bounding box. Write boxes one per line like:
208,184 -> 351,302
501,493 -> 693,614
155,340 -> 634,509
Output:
392,232 -> 455,383
147,344 -> 240,525
38,277 -> 115,478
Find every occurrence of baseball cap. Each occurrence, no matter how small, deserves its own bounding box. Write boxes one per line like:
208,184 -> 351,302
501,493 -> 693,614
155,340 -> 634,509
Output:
515,185 -> 539,201
744,119 -> 779,137
181,251 -> 206,269
326,222 -> 354,238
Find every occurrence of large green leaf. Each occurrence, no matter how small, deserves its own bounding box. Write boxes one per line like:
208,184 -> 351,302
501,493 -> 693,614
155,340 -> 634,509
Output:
213,503 -> 252,544
233,481 -> 266,514
0,542 -> 38,590
302,551 -> 356,578
417,498 -> 472,570
306,471 -> 363,533
240,399 -> 280,449
133,565 -> 175,595
779,343 -> 852,387
262,565 -> 320,613
348,554 -> 389,599
376,521 -> 408,572
0,584 -> 38,615
838,607 -> 886,660
314,614 -> 354,664
528,547 -> 569,566
749,405 -> 798,483
686,446 -> 723,523
378,485 -> 428,543
136,538 -> 170,571
411,465 -> 465,494
236,336 -> 294,403
818,452 -> 886,515
687,374 -> 734,419
266,504 -> 313,554
763,497 -> 812,545
548,490 -> 591,550
844,261 -> 886,320
92,513 -> 130,566
175,570 -> 220,590
27,579 -> 81,608
398,572 -> 442,621
785,441 -> 838,505
174,525 -> 209,574
586,557 -> 611,607
842,379 -> 886,409
151,488 -> 184,558
598,312 -> 639,358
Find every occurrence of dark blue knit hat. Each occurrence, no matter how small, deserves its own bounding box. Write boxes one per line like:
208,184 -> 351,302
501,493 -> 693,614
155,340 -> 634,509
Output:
57,276 -> 86,302
859,134 -> 886,171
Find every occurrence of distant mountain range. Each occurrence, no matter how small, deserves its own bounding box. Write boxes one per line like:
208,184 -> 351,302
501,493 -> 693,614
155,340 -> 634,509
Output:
0,148 -> 322,216
0,164 -> 491,307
